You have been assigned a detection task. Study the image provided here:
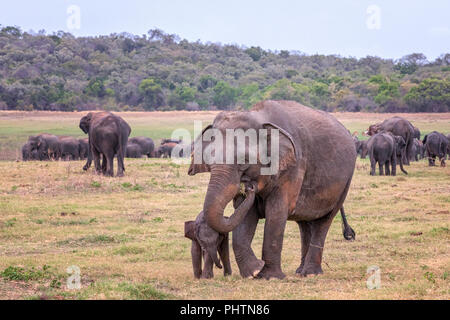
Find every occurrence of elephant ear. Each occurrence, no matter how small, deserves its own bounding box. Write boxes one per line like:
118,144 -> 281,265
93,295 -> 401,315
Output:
184,221 -> 196,240
262,123 -> 297,173
188,125 -> 213,176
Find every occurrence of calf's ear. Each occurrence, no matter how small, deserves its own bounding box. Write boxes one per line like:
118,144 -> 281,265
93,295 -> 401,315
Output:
184,221 -> 196,240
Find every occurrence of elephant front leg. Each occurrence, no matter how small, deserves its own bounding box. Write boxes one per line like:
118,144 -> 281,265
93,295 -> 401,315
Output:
257,199 -> 288,280
232,202 -> 264,278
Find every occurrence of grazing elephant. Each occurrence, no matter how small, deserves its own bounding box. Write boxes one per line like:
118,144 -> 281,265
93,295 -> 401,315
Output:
366,132 -> 407,176
356,140 -> 369,158
155,142 -> 178,158
78,138 -> 89,160
128,137 -> 155,158
366,117 -> 415,165
188,100 -> 356,279
125,143 -> 143,158
22,142 -> 38,161
58,136 -> 80,161
79,112 -> 131,177
411,138 -> 424,161
28,133 -> 60,160
423,131 -> 449,167
184,211 -> 232,279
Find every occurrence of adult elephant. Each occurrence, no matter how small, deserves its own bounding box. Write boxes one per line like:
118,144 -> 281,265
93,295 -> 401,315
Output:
366,132 -> 407,176
58,136 -> 80,161
128,137 -> 155,158
366,117 -> 415,165
423,131 -> 449,167
188,100 -> 356,279
78,138 -> 89,160
28,133 -> 60,160
126,143 -> 143,158
79,112 -> 131,177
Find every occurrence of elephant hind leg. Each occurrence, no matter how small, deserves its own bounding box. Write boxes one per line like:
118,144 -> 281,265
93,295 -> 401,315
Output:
296,221 -> 312,274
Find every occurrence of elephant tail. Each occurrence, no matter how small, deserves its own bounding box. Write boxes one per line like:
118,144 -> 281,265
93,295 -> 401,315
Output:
340,207 -> 355,241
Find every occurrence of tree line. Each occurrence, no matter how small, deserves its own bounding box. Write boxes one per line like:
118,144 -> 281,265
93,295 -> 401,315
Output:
0,26 -> 449,112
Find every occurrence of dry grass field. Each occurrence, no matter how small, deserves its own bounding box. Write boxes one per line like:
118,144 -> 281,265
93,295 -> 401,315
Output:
0,111 -> 449,300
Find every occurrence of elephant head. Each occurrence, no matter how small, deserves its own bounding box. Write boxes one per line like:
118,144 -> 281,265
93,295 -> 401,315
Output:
189,112 -> 297,235
79,113 -> 93,134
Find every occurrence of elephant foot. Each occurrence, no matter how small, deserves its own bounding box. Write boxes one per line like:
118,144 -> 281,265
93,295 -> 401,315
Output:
238,258 -> 265,278
82,165 -> 89,171
256,265 -> 286,280
297,263 -> 323,277
201,271 -> 213,279
117,172 -> 124,177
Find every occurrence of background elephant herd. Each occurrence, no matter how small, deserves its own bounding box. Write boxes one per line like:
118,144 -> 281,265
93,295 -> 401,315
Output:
16,102 -> 450,281
21,120 -> 185,165
354,116 -> 450,176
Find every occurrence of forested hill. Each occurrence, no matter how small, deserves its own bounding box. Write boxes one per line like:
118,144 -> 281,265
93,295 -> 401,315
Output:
0,26 -> 449,113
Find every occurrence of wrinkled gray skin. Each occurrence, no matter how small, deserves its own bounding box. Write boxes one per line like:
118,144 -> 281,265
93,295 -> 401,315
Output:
22,142 -> 38,161
125,143 -> 143,158
80,112 -> 131,177
28,133 -> 60,160
184,211 -> 232,279
423,131 -> 449,167
58,136 -> 80,161
78,138 -> 89,160
366,132 -> 408,176
188,100 -> 356,279
128,137 -> 155,158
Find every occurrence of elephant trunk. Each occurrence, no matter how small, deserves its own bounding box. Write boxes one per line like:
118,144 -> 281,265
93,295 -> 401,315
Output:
203,166 -> 256,234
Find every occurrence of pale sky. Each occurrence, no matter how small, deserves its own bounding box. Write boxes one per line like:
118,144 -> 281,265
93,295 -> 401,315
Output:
1,0 -> 449,60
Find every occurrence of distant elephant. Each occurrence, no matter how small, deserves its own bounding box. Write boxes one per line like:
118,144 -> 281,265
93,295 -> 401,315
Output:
184,211 -> 232,279
78,138 -> 89,160
411,138 -> 424,161
79,112 -> 131,176
155,142 -> 177,158
413,126 -> 421,140
161,138 -> 182,145
447,134 -> 450,158
126,143 -> 143,158
28,133 -> 60,160
366,132 -> 407,176
356,140 -> 369,158
366,117 -> 415,165
58,136 -> 80,161
22,142 -> 38,161
423,131 -> 449,167
128,137 -> 155,158
188,100 -> 356,279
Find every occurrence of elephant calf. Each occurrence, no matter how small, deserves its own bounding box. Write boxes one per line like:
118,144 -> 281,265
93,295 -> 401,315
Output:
184,211 -> 231,279
367,132 -> 408,176
423,131 -> 449,167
